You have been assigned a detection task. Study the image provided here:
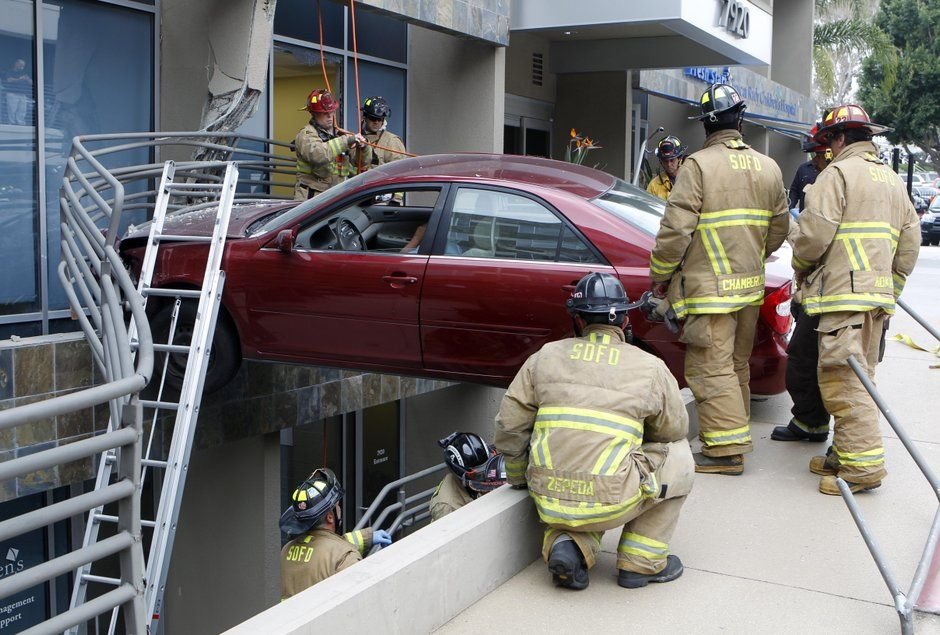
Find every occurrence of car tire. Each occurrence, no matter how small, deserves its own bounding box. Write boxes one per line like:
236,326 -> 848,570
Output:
932,238 -> 940,246
150,298 -> 241,394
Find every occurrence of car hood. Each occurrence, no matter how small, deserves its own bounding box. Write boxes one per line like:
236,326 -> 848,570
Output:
122,201 -> 296,241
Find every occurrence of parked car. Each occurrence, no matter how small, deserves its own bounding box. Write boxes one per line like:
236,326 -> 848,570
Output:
118,154 -> 792,394
922,197 -> 940,246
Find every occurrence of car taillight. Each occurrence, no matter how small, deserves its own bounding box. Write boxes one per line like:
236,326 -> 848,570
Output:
761,282 -> 793,335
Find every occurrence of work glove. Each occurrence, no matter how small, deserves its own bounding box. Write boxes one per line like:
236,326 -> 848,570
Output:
638,291 -> 680,334
372,529 -> 393,548
651,281 -> 669,299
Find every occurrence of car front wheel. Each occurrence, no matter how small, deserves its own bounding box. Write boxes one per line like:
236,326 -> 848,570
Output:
149,299 -> 241,394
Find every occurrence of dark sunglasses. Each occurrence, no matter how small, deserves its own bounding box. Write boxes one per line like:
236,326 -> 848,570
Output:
365,115 -> 384,123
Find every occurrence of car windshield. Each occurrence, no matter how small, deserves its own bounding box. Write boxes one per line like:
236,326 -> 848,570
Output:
592,178 -> 666,236
250,170 -> 383,235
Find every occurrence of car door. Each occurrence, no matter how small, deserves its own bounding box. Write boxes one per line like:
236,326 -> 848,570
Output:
244,186 -> 446,370
420,185 -> 616,383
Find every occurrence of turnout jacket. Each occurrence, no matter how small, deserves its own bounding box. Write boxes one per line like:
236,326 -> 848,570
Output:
357,129 -> 407,169
792,141 -> 920,315
429,472 -> 475,521
649,129 -> 790,318
494,324 -> 689,533
294,121 -> 357,198
280,527 -> 374,599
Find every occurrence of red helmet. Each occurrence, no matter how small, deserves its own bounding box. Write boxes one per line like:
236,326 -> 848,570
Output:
304,89 -> 339,114
813,104 -> 892,143
801,123 -> 828,153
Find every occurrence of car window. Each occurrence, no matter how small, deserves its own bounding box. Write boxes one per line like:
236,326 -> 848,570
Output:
295,187 -> 441,253
592,178 -> 666,236
445,188 -> 599,263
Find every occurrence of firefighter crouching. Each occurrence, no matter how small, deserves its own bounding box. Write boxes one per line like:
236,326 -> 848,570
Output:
429,432 -> 506,521
494,273 -> 694,590
293,88 -> 365,201
791,104 -> 920,495
649,83 -> 790,476
279,468 -> 392,599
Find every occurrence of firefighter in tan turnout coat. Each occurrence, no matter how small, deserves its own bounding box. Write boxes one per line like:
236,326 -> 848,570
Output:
792,104 -> 920,495
279,469 -> 392,599
649,83 -> 790,475
293,89 -> 365,201
495,273 -> 694,590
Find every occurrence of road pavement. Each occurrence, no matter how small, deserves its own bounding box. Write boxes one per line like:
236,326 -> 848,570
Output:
438,247 -> 940,634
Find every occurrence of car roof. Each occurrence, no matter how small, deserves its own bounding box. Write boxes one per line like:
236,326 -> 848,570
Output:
364,153 -> 618,200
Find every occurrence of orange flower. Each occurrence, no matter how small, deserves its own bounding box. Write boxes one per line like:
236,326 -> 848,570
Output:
570,128 -> 577,138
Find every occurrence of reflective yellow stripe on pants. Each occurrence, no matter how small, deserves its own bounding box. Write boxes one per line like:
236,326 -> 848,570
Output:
701,424 -> 751,449
618,531 -> 669,564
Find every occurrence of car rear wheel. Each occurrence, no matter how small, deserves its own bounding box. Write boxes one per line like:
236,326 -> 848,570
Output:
150,299 -> 241,394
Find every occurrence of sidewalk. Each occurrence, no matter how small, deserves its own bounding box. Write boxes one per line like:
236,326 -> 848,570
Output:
438,250 -> 940,634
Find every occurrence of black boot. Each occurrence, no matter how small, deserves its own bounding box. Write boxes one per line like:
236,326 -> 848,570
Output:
771,421 -> 827,442
547,538 -> 589,590
618,554 -> 684,589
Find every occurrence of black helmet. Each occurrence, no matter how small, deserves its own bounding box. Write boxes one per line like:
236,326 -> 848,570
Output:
656,136 -> 687,160
566,272 -> 641,322
439,432 -> 491,480
362,96 -> 391,120
465,453 -> 507,494
691,83 -> 746,122
279,468 -> 344,536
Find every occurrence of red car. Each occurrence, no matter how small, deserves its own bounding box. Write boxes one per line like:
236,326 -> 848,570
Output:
119,154 -> 791,394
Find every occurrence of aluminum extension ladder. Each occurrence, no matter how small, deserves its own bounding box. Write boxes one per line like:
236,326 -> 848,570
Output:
68,160 -> 238,634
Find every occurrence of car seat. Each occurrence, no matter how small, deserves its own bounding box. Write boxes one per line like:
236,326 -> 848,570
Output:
460,193 -> 498,257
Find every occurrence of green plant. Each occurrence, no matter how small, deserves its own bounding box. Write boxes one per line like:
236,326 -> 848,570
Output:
563,128 -> 602,166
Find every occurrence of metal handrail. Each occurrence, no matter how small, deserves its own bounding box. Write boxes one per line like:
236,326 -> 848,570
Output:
838,299 -> 940,634
355,463 -> 447,531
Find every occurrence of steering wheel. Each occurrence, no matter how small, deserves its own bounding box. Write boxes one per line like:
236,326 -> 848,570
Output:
334,218 -> 366,251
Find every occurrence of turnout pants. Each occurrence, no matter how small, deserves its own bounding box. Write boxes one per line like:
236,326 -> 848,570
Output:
785,304 -> 830,436
817,310 -> 887,484
682,305 -> 759,457
540,440 -> 693,575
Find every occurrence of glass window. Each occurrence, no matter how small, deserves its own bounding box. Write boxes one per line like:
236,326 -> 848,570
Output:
42,0 -> 154,312
343,59 -> 405,145
446,188 -> 600,263
346,8 -> 406,63
0,0 -> 39,316
593,178 -> 666,236
275,0 -> 344,50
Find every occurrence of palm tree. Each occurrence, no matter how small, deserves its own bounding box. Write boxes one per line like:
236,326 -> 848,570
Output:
813,0 -> 894,109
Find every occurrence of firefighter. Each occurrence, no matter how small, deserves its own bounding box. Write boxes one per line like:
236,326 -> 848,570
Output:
429,432 -> 507,521
772,120 -> 833,444
649,83 -> 790,475
791,104 -> 920,495
293,89 -> 366,201
494,272 -> 694,591
279,468 -> 392,598
647,135 -> 687,200
356,96 -> 408,171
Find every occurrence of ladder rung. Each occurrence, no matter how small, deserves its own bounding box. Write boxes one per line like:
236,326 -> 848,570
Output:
140,400 -> 180,411
142,459 -> 168,469
142,519 -> 156,529
96,512 -> 155,529
142,288 -> 202,299
105,452 -> 116,465
82,574 -> 121,586
155,234 -> 214,244
153,343 -> 190,354
168,182 -> 223,190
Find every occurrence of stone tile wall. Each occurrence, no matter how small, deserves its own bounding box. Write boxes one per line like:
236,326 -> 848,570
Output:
0,334 -> 454,503
357,0 -> 509,45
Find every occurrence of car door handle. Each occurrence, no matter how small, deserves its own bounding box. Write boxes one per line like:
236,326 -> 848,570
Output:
383,274 -> 418,285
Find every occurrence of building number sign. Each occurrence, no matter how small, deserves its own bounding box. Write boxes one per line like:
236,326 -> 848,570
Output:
718,0 -> 750,39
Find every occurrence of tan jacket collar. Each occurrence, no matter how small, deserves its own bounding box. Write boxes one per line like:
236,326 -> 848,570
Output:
582,324 -> 626,342
703,129 -> 744,149
831,140 -> 878,165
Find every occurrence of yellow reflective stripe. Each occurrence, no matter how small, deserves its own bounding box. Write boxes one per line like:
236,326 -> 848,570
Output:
650,254 -> 680,276
327,137 -> 345,157
345,530 -> 365,555
618,532 -> 669,560
588,332 -> 611,345
295,159 -> 313,175
591,437 -> 634,475
701,228 -> 728,275
833,445 -> 885,467
697,218 -> 771,229
535,490 -> 644,527
712,229 -> 732,272
802,293 -> 895,315
530,425 -> 554,470
672,292 -> 765,318
893,272 -> 906,296
505,456 -> 528,481
792,254 -> 814,271
701,425 -> 751,447
792,417 -> 828,434
536,407 -> 643,441
837,221 -> 900,238
854,239 -> 872,270
841,240 -> 863,270
640,472 -> 659,498
699,208 -> 773,220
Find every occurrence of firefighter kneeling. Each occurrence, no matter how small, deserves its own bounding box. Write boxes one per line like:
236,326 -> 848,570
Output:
495,273 -> 694,590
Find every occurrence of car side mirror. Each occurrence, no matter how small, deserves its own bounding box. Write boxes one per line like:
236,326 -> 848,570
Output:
275,229 -> 295,253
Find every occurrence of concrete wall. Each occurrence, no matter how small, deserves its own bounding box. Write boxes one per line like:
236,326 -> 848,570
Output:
553,72 -> 629,180
505,31 -> 556,103
407,25 -> 505,155
159,0 -> 215,133
163,432 -> 282,634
